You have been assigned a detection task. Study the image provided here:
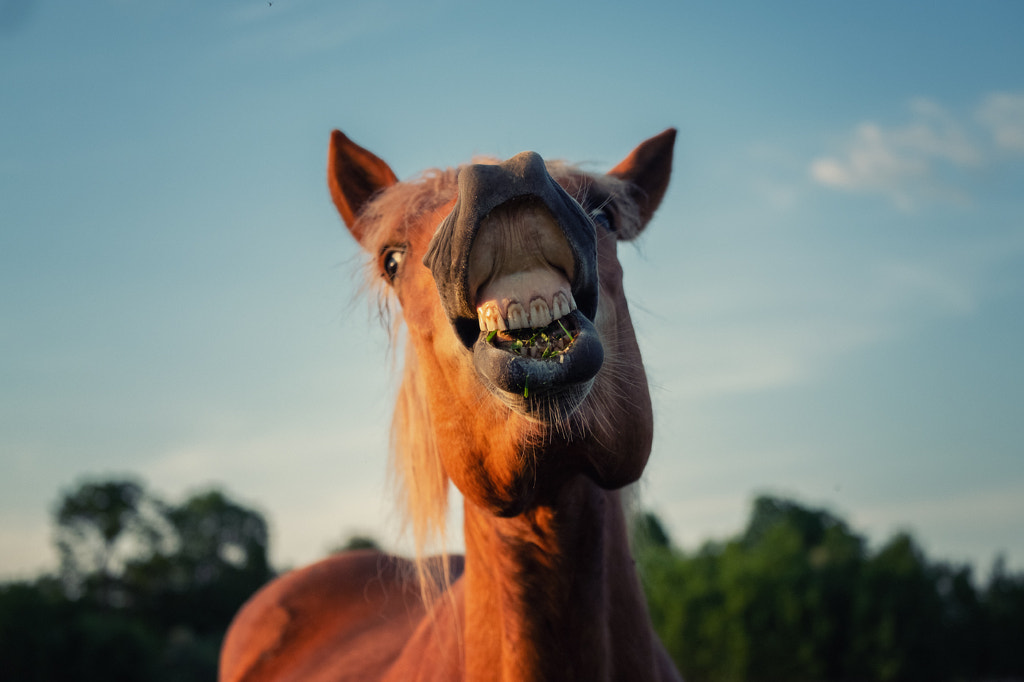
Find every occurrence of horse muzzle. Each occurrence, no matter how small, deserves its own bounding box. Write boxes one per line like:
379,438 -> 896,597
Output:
422,151 -> 604,420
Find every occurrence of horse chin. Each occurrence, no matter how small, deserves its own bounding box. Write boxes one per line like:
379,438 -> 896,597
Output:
470,309 -> 604,423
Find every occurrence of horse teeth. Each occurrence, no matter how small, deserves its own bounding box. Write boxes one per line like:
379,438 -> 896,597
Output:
478,302 -> 504,332
478,287 -> 576,335
552,291 -> 571,319
529,297 -> 552,328
506,302 -> 529,330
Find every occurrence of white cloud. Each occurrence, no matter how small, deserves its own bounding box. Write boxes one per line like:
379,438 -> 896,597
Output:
809,92 -> 1024,208
977,92 -> 1024,153
810,98 -> 982,209
810,123 -> 928,209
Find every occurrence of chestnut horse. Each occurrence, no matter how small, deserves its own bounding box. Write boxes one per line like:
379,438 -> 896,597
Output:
220,128 -> 680,681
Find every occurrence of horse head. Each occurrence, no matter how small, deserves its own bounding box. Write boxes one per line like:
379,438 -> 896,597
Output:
329,129 -> 675,516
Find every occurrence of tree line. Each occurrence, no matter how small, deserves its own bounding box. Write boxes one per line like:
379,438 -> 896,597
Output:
632,495 -> 1024,682
0,479 -> 275,681
1,479 -> 1022,681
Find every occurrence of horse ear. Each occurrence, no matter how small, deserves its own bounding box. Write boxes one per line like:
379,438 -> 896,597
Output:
607,128 -> 676,232
328,130 -> 399,243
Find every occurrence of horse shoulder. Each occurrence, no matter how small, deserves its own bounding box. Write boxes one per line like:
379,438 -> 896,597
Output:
219,550 -> 432,682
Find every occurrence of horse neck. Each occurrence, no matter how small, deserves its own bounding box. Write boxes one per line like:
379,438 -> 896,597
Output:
459,476 -> 662,682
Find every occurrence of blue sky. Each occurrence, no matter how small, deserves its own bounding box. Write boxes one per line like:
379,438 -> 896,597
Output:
2,0 -> 1023,579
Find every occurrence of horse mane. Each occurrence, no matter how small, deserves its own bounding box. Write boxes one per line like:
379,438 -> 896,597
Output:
352,160 -> 643,605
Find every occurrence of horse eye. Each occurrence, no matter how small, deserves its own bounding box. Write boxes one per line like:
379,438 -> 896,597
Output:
590,209 -> 614,232
382,249 -> 405,281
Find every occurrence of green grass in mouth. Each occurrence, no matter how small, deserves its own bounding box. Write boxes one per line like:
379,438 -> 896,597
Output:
486,320 -> 576,359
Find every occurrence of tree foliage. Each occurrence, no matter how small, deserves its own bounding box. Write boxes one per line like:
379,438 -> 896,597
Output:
54,478 -> 170,602
0,477 -> 274,681
635,495 -> 1024,682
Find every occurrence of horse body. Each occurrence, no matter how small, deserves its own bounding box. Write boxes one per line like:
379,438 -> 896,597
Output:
220,128 -> 680,681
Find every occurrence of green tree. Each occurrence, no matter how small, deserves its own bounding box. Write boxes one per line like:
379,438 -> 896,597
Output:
715,496 -> 863,681
121,488 -> 273,643
54,478 -> 170,604
636,496 -> 872,681
32,477 -> 275,680
849,532 -> 946,681
984,556 -> 1024,676
632,511 -> 671,552
333,534 -> 382,552
0,577 -> 165,682
168,490 -> 270,583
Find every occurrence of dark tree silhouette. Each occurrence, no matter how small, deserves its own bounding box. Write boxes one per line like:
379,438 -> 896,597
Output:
54,478 -> 170,604
634,495 -> 1024,682
1,477 -> 275,681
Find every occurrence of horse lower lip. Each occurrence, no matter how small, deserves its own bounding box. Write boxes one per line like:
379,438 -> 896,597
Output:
471,310 -> 604,399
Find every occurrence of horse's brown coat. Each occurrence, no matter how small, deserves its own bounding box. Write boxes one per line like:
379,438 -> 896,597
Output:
220,129 -> 681,681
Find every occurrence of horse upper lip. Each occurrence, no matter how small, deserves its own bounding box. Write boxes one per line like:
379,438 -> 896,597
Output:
422,151 -> 599,350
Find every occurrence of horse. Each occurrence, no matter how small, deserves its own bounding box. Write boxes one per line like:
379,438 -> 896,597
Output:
219,127 -> 680,681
